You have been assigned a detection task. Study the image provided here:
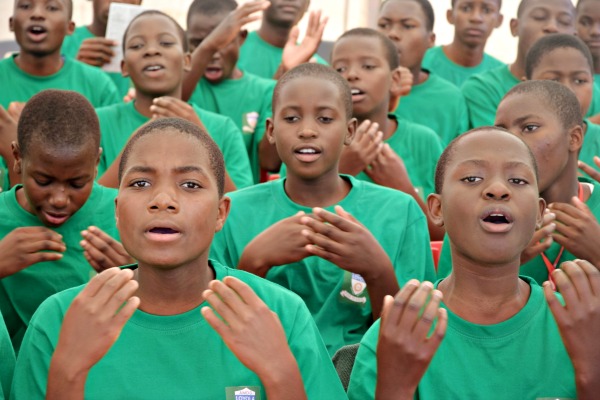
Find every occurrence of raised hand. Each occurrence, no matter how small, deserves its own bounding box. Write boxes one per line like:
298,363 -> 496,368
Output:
81,226 -> 134,272
520,208 -> 556,265
339,120 -> 383,176
75,37 -> 117,67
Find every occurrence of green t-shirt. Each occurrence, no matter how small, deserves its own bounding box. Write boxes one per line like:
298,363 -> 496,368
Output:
437,177 -> 600,284
393,73 -> 469,146
189,71 -> 276,183
0,310 -> 14,400
580,119 -> 600,179
11,260 -> 347,400
96,101 -> 253,189
237,31 -> 328,79
61,26 -> 132,98
0,183 -> 118,352
211,175 -> 436,355
422,46 -> 505,87
355,116 -> 442,198
347,276 -> 575,400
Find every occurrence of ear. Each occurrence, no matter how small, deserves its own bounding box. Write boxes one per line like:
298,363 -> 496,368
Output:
183,51 -> 192,73
446,9 -> 455,25
95,147 -> 103,179
568,124 -> 584,153
428,32 -> 436,48
509,18 -> 519,37
266,117 -> 276,145
121,59 -> 129,78
11,141 -> 22,175
427,193 -> 444,227
495,13 -> 504,29
344,117 -> 358,145
536,197 -> 546,228
214,195 -> 231,232
9,17 -> 14,33
114,196 -> 120,229
389,67 -> 403,111
239,29 -> 248,45
67,20 -> 75,35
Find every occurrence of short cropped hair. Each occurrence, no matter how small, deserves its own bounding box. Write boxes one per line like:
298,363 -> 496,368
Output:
525,34 -> 593,79
381,0 -> 435,32
451,0 -> 502,7
187,0 -> 237,27
434,127 -> 539,194
504,80 -> 584,133
517,0 -> 574,17
122,10 -> 188,54
17,90 -> 99,157
118,118 -> 225,197
272,63 -> 354,120
336,28 -> 400,70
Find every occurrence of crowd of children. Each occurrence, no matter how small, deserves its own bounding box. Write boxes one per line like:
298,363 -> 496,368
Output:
1,0 -> 600,398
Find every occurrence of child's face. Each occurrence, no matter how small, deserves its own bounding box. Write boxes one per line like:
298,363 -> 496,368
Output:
263,0 -> 309,28
512,0 -> 575,56
122,14 -> 189,97
429,130 -> 543,265
331,36 -> 394,120
116,130 -> 229,269
495,92 -> 573,194
93,0 -> 141,27
377,0 -> 434,72
14,142 -> 99,227
449,0 -> 502,48
187,11 -> 241,83
577,1 -> 600,61
267,76 -> 355,180
529,47 -> 593,116
10,0 -> 74,56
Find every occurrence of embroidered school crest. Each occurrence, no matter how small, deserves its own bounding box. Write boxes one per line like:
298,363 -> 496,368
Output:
242,111 -> 259,133
226,386 -> 261,400
351,273 -> 366,295
339,271 -> 368,307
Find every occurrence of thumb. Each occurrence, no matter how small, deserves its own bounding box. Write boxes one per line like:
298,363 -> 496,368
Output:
287,26 -> 300,46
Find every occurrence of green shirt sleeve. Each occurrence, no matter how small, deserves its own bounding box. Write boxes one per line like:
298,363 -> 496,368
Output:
214,117 -> 253,189
461,74 -> 499,129
347,319 -> 380,400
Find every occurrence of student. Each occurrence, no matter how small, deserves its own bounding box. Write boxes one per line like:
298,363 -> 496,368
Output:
331,28 -> 444,239
461,0 -> 577,128
0,90 -> 125,353
211,63 -> 435,356
11,117 -> 347,399
439,81 -> 600,285
61,0 -> 142,97
576,0 -> 600,90
237,0 -> 328,80
524,33 -> 600,177
422,0 -> 504,87
376,0 -> 469,146
0,0 -> 120,192
347,127 -> 600,399
182,0 -> 279,183
95,10 -> 253,190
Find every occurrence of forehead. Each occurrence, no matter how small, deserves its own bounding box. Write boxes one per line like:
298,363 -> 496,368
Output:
496,91 -> 555,121
533,47 -> 591,72
578,0 -> 600,15
454,0 -> 500,8
522,0 -> 574,14
127,14 -> 180,40
380,0 -> 426,21
332,35 -> 387,61
276,76 -> 344,110
188,11 -> 227,34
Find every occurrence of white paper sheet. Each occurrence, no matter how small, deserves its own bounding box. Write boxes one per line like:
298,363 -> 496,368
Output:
102,3 -> 146,73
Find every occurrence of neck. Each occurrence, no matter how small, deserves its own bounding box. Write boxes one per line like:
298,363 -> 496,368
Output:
439,251 -> 530,324
133,88 -> 182,118
87,19 -> 107,37
541,161 -> 580,205
14,51 -> 63,76
357,108 -> 396,141
593,55 -> 600,75
258,22 -> 292,48
509,49 -> 527,80
284,170 -> 350,208
134,257 -> 214,315
443,40 -> 485,67
409,65 -> 429,87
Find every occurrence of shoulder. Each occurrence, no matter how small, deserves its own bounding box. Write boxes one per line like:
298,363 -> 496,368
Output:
243,72 -> 277,91
29,284 -> 86,329
350,177 -> 417,208
462,64 -> 510,90
424,74 -> 464,97
193,105 -> 234,127
96,101 -> 127,117
66,59 -> 112,81
398,118 -> 442,144
226,181 -> 276,204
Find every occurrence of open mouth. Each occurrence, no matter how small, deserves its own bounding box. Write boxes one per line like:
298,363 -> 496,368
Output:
148,227 -> 179,234
480,209 -> 514,233
43,211 -> 69,226
482,213 -> 510,224
143,64 -> 165,75
350,88 -> 366,102
146,226 -> 182,242
204,66 -> 223,81
294,146 -> 322,162
27,25 -> 48,41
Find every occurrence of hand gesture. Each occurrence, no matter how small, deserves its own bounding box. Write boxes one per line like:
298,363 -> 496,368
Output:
520,208 -> 556,265
239,211 -> 313,276
7,101 -> 25,121
0,105 -> 17,158
48,268 -> 139,393
280,10 -> 328,73
150,97 -> 207,131
338,120 -> 383,176
365,143 -> 414,195
299,206 -> 392,279
549,197 -> 600,268
0,227 -> 65,279
80,226 -> 134,272
201,276 -> 306,400
76,37 -> 117,67
375,281 -> 447,400
397,66 -> 413,97
544,260 -> 600,398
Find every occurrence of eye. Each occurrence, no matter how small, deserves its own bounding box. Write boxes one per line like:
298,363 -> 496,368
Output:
558,16 -> 574,27
181,181 -> 201,189
377,22 -> 390,30
128,43 -> 143,50
574,78 -> 589,85
403,23 -> 416,30
34,178 -> 51,187
461,176 -> 482,183
69,181 -> 86,189
363,64 -> 376,70
160,41 -> 175,47
283,115 -> 300,123
509,178 -> 528,185
318,116 -> 334,123
522,124 -> 540,133
130,180 -> 150,188
334,66 -> 346,73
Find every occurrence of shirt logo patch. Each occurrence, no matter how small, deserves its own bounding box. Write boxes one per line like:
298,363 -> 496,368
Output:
242,111 -> 259,133
339,271 -> 368,307
226,386 -> 261,400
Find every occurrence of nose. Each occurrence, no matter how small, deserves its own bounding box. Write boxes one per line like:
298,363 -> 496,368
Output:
469,8 -> 483,23
30,3 -> 45,20
144,42 -> 161,57
543,19 -> 559,34
387,26 -> 401,41
345,64 -> 360,81
48,187 -> 69,209
483,179 -> 510,201
298,124 -> 318,139
592,22 -> 600,36
148,188 -> 179,213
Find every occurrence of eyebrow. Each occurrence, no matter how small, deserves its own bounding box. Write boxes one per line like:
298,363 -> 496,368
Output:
125,165 -> 207,176
457,159 -> 532,170
512,114 -> 540,126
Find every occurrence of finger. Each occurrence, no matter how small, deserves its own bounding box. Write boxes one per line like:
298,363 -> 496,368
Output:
25,237 -> 66,254
575,259 -> 600,296
310,207 -> 357,232
306,9 -> 319,34
301,216 -> 346,241
286,26 -> 300,47
386,280 -> 421,327
21,252 -> 63,266
105,279 -> 139,315
595,155 -> 600,169
80,240 -> 112,271
83,250 -> 104,273
398,282 -> 434,329
82,267 -> 123,298
203,283 -> 244,328
549,203 -> 585,223
544,280 -> 569,323
425,307 -> 447,352
355,120 -> 371,141
201,306 -> 230,338
316,15 -> 329,38
79,42 -> 115,58
302,230 -> 344,257
542,209 -> 556,225
93,268 -> 136,306
526,235 -> 554,256
222,276 -> 264,308
579,160 -> 600,182
412,289 -> 443,338
562,260 -> 594,302
82,227 -> 127,258
551,267 -> 580,308
112,296 -> 140,327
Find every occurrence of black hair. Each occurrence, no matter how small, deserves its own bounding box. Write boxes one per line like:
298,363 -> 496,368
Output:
187,0 -> 237,27
122,10 -> 189,54
451,0 -> 502,8
504,80 -> 583,135
434,126 -> 539,194
17,89 -> 99,157
381,0 -> 435,31
525,34 -> 593,79
118,118 -> 225,197
272,63 -> 354,120
335,28 -> 400,70
517,0 -> 574,17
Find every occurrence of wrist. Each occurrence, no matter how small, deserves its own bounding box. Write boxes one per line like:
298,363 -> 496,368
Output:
238,251 -> 271,278
49,352 -> 90,387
